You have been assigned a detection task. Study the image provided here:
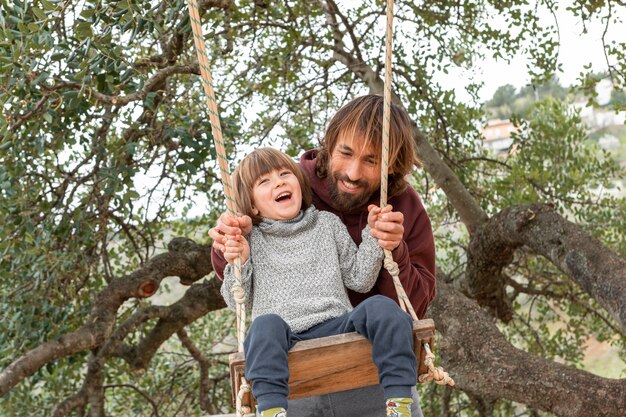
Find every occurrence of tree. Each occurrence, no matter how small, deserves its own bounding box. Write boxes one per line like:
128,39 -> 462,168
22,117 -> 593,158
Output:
486,84 -> 518,108
1,1 -> 625,416
485,78 -> 569,118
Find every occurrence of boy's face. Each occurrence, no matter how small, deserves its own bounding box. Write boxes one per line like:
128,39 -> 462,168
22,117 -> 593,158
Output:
252,168 -> 303,221
327,132 -> 381,211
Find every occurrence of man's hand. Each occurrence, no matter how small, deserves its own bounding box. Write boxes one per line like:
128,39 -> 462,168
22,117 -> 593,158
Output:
209,211 -> 253,253
368,204 -> 404,251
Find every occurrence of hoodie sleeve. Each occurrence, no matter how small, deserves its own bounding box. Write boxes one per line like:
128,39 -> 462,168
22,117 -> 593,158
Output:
211,246 -> 228,281
375,188 -> 437,319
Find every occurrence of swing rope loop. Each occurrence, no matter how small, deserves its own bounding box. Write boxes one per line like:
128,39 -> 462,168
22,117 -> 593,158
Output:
418,344 -> 455,386
236,377 -> 255,417
187,1 -> 252,415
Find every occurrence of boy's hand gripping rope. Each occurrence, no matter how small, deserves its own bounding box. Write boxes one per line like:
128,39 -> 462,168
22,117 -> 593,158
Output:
381,0 -> 454,387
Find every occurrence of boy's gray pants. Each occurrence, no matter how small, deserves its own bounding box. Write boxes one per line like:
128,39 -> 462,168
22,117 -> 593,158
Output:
286,385 -> 424,417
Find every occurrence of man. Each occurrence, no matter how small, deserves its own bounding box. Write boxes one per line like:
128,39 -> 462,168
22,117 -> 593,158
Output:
209,95 -> 436,417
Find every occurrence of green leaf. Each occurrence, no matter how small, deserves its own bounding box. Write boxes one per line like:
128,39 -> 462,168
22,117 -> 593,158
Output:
75,21 -> 93,38
32,7 -> 47,21
41,0 -> 56,11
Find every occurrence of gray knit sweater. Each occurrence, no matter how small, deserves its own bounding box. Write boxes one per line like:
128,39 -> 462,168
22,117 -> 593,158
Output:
221,206 -> 384,333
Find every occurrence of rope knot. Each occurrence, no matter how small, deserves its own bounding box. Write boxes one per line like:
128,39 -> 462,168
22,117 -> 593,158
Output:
231,284 -> 246,305
383,253 -> 399,276
236,377 -> 254,417
419,343 -> 455,386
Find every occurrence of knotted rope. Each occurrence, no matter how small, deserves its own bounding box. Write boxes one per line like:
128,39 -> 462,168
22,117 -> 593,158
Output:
381,0 -> 454,386
187,0 -> 246,354
235,377 -> 255,417
187,2 -> 252,415
380,0 -> 417,322
418,344 -> 455,386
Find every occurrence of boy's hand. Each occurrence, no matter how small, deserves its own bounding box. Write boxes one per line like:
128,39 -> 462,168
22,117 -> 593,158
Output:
368,204 -> 404,251
223,234 -> 250,264
209,211 -> 253,253
367,204 -> 381,229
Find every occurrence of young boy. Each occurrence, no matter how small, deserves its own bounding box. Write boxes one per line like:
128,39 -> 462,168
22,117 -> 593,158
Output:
220,147 -> 416,417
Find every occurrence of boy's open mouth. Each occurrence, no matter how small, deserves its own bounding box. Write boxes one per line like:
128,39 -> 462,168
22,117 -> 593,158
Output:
275,192 -> 292,202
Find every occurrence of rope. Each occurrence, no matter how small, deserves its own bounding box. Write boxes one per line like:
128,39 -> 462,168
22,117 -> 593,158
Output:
188,0 -> 254,417
187,1 -> 252,415
380,0 -> 418,322
187,0 -> 246,354
381,1 -> 453,386
418,344 -> 455,386
235,377 -> 255,417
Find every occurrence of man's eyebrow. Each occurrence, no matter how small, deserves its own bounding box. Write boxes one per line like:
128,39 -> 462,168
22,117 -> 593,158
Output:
337,144 -> 353,152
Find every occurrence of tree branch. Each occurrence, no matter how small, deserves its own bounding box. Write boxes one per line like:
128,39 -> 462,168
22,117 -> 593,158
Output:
479,204 -> 625,331
45,64 -> 199,107
0,238 -> 213,397
429,274 -> 626,417
117,278 -> 225,371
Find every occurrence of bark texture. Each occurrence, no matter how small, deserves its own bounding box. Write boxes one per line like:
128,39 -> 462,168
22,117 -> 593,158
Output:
466,204 -> 626,332
430,275 -> 626,417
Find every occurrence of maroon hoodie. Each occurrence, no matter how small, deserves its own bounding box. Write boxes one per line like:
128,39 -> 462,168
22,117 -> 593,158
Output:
211,149 -> 437,319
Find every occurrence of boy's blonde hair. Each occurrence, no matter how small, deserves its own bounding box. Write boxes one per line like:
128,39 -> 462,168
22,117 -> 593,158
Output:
316,95 -> 420,197
232,147 -> 312,224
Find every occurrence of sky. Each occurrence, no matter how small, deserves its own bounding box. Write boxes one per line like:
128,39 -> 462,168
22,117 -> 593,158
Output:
450,6 -> 626,103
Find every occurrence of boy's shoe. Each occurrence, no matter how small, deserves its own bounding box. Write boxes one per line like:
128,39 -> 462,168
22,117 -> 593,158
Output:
260,407 -> 287,417
386,397 -> 412,417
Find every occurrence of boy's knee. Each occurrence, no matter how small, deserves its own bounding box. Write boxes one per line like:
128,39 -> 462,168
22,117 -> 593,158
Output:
245,314 -> 292,352
364,296 -> 412,327
250,313 -> 290,333
363,295 -> 400,314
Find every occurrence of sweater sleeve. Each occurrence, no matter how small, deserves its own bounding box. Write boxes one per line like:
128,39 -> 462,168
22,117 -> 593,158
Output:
329,214 -> 384,293
375,189 -> 436,319
220,259 -> 253,312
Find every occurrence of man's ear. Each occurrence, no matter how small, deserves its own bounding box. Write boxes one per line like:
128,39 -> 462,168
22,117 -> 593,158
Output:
252,206 -> 259,215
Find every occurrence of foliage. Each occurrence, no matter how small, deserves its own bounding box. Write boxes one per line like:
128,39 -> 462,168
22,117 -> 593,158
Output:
1,0 -> 626,416
484,79 -> 569,118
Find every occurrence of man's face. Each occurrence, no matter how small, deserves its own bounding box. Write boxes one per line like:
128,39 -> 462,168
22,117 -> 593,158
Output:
327,133 -> 381,211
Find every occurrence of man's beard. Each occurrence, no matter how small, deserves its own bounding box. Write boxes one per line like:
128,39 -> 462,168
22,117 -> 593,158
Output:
327,172 -> 378,211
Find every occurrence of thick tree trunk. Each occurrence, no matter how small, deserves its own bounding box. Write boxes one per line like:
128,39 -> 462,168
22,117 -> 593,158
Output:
466,204 -> 626,332
429,276 -> 626,417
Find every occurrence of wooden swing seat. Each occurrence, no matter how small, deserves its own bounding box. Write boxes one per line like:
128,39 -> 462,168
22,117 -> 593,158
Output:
228,318 -> 435,406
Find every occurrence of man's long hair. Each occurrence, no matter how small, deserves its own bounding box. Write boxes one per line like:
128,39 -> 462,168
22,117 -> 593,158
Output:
316,95 -> 420,197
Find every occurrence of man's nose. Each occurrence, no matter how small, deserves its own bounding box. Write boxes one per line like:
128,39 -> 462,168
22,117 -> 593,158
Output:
345,160 -> 362,181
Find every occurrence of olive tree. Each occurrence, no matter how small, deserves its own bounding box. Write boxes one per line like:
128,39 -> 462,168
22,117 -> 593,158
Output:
1,1 -> 625,416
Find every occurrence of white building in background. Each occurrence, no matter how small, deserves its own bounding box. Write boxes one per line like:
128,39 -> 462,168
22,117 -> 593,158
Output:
570,78 -> 626,131
482,118 -> 517,155
571,99 -> 626,131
